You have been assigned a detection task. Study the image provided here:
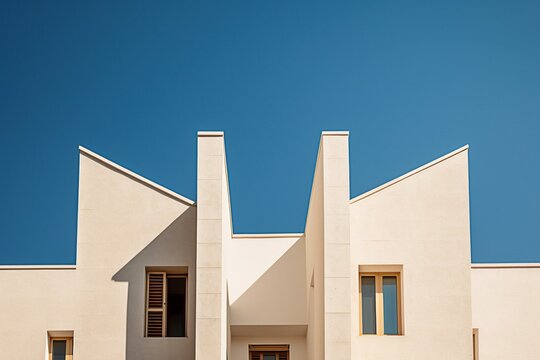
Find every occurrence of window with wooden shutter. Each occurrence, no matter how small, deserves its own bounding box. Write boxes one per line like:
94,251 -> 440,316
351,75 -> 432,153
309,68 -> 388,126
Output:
145,269 -> 188,337
146,272 -> 166,337
249,344 -> 289,360
278,352 -> 288,360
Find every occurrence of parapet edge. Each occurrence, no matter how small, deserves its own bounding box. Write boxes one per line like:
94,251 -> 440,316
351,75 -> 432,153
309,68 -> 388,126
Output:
198,131 -> 224,137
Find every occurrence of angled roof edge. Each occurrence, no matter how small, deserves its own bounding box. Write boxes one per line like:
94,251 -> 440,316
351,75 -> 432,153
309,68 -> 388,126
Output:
79,146 -> 195,206
471,263 -> 540,269
350,145 -> 469,204
232,233 -> 304,239
198,131 -> 224,137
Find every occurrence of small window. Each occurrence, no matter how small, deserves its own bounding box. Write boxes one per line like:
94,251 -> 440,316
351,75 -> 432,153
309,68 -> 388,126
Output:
145,271 -> 187,337
249,345 -> 289,360
49,337 -> 73,360
359,272 -> 402,335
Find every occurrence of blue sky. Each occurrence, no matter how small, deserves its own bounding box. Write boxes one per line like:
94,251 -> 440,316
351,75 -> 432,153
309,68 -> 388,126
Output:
1,0 -> 539,264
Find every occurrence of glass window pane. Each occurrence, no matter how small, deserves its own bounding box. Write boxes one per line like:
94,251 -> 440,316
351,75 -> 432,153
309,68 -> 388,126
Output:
383,276 -> 399,335
361,276 -> 377,334
52,340 -> 67,360
263,355 -> 276,360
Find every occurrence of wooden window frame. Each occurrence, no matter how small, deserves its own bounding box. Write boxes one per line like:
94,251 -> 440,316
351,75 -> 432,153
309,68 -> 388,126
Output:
48,337 -> 73,360
145,271 -> 188,338
473,328 -> 479,360
359,272 -> 402,336
249,344 -> 289,360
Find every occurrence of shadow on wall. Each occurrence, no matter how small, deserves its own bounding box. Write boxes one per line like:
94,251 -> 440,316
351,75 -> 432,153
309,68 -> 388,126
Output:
112,207 -> 197,360
230,238 -> 307,326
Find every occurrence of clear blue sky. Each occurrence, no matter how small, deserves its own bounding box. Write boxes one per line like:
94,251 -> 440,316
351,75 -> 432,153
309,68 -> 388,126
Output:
1,0 -> 539,265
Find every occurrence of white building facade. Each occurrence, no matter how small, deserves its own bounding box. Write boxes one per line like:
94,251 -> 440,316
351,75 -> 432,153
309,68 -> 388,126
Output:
0,131 -> 539,360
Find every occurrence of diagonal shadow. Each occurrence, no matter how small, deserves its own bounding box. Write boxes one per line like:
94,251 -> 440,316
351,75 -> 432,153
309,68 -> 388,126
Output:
112,207 -> 196,360
230,237 -> 307,328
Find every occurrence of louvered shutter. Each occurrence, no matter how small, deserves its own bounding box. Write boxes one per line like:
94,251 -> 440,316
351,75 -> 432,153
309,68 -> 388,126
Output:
146,272 -> 166,337
249,345 -> 289,360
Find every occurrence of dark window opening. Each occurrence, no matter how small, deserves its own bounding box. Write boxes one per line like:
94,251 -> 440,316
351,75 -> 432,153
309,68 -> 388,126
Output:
166,276 -> 187,337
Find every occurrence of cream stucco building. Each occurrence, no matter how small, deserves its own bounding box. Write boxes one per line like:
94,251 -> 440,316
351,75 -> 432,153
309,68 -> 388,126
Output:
1,131 -> 539,360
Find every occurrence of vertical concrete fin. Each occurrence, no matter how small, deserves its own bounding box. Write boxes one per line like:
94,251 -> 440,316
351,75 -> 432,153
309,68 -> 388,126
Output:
322,131 -> 351,360
305,131 -> 351,360
196,131 -> 228,360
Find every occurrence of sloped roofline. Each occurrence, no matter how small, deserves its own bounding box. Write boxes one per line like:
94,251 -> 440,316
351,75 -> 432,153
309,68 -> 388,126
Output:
350,145 -> 469,204
79,146 -> 195,206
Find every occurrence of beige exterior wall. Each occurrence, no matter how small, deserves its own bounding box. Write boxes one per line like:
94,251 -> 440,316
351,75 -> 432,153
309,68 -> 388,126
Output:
0,267 -> 77,360
228,234 -> 306,326
227,234 -> 308,360
471,264 -> 540,360
77,148 -> 197,360
1,131 -> 539,360
349,147 -> 473,360
0,147 -> 197,360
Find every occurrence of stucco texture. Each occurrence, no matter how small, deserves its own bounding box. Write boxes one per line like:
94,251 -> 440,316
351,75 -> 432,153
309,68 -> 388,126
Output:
350,149 -> 473,360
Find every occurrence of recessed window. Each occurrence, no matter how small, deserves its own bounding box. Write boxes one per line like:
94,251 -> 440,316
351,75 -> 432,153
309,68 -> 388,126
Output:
145,271 -> 187,337
48,336 -> 73,360
359,272 -> 402,335
249,344 -> 289,360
